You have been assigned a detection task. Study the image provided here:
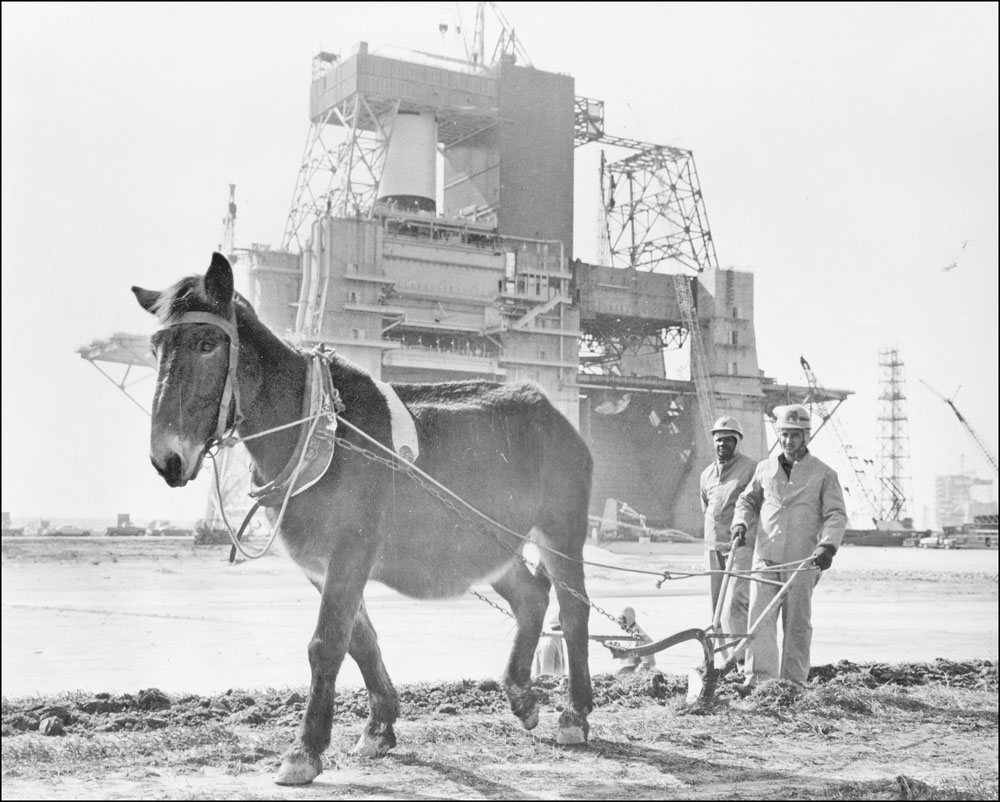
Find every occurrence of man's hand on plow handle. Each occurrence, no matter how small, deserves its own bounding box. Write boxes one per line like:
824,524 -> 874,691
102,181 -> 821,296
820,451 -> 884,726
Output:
812,544 -> 836,571
731,524 -> 747,548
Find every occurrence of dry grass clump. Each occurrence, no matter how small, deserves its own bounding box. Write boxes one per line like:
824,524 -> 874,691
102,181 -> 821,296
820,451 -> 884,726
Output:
740,678 -> 803,712
820,774 -> 999,800
797,683 -> 931,718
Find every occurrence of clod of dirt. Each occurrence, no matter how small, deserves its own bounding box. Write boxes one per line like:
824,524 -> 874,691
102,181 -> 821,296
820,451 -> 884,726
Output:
84,695 -> 131,714
39,716 -> 64,736
36,705 -> 73,724
229,708 -> 267,725
896,774 -> 937,799
135,688 -> 170,711
2,715 -> 39,735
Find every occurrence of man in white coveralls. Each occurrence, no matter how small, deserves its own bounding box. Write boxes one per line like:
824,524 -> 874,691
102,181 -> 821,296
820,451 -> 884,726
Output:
730,404 -> 847,690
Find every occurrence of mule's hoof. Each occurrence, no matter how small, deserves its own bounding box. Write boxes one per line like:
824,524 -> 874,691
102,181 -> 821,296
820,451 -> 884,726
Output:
352,728 -> 397,758
505,683 -> 540,731
274,749 -> 323,786
556,710 -> 589,746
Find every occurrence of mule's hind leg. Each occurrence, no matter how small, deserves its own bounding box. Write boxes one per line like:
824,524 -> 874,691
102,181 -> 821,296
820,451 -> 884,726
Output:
491,560 -> 551,730
537,524 -> 593,745
348,601 -> 400,758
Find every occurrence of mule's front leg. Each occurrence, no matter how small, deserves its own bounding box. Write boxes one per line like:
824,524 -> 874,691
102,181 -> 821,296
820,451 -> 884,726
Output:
275,558 -> 368,786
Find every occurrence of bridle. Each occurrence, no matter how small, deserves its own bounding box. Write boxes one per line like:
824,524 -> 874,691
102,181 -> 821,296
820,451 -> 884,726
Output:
156,306 -> 340,562
157,310 -> 243,449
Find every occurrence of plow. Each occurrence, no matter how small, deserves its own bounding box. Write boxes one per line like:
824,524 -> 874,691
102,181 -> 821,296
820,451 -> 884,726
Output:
554,546 -> 818,702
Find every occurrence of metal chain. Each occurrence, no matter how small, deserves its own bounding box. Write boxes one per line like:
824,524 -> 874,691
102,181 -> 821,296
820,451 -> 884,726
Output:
470,589 -> 515,620
335,436 -> 628,631
537,565 -> 627,630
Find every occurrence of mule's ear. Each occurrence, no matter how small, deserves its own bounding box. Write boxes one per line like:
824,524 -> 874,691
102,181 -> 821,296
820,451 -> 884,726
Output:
132,286 -> 160,314
205,252 -> 234,306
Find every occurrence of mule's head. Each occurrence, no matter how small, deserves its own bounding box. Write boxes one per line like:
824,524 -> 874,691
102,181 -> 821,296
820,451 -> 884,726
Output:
133,252 -> 241,487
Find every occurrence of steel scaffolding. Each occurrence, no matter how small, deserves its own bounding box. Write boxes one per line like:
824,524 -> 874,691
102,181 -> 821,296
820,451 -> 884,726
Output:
876,346 -> 912,521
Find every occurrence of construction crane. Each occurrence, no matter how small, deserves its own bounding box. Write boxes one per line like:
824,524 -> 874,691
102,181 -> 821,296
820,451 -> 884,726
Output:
220,184 -> 237,262
483,1 -> 531,66
921,380 -> 999,476
439,2 -> 532,67
676,275 -> 716,442
595,150 -> 610,266
800,356 -> 881,525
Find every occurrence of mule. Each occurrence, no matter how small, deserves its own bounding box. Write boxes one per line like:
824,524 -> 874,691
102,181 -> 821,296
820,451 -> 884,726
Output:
133,252 -> 595,785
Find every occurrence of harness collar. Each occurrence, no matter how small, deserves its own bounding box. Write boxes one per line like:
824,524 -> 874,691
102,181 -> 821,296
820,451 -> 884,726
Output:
249,352 -> 342,507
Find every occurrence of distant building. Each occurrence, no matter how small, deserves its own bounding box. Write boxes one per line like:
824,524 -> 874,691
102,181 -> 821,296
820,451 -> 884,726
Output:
935,473 -> 996,528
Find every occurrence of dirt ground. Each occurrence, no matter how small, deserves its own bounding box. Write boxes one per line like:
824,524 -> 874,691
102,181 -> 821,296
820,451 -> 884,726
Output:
2,537 -> 998,799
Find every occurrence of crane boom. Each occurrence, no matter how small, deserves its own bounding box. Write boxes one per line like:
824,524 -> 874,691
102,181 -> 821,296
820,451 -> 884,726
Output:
800,356 -> 881,524
460,2 -> 532,67
920,380 -> 999,475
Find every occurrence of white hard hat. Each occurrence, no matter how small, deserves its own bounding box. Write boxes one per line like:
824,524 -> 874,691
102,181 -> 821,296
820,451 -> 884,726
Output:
774,404 -> 812,432
710,416 -> 744,440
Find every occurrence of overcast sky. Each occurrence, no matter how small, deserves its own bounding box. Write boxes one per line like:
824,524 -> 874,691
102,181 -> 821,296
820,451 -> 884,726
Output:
2,2 -> 997,528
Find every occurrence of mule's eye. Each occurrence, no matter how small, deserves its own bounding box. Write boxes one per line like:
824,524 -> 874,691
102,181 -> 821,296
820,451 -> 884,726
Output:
198,339 -> 217,354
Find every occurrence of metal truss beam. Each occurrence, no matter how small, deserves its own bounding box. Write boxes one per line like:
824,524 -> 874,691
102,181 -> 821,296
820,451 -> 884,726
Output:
604,145 -> 718,274
574,97 -> 719,274
580,324 -> 687,366
282,92 -> 396,252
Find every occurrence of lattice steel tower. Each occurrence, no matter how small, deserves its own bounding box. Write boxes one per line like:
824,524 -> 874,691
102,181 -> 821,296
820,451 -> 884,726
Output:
876,346 -> 912,521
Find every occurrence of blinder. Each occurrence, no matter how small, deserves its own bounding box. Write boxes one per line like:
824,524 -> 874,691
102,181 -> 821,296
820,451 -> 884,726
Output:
157,310 -> 243,447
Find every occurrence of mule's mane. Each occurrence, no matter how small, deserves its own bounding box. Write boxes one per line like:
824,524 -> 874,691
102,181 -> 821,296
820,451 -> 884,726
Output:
153,275 -> 257,326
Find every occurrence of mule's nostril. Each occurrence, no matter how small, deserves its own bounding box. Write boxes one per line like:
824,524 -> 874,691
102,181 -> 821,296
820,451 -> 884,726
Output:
165,453 -> 183,485
152,452 -> 186,487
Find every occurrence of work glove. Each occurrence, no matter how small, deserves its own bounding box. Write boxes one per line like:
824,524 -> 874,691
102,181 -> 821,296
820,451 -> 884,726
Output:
812,544 -> 836,571
731,524 -> 747,548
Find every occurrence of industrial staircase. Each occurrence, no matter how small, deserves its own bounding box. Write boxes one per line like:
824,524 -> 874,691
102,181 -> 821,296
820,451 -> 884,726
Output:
673,273 -> 716,442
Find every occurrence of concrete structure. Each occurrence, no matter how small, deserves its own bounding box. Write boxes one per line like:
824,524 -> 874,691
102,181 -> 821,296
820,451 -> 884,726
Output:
80,40 -> 852,536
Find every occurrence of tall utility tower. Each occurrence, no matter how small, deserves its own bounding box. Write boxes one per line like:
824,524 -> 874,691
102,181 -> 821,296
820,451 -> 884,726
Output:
876,346 -> 912,522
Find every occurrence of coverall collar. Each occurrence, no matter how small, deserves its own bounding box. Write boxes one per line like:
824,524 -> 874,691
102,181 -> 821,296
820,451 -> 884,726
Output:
778,447 -> 810,477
